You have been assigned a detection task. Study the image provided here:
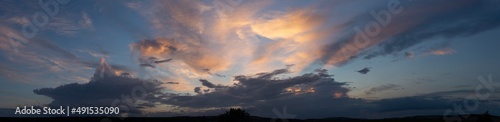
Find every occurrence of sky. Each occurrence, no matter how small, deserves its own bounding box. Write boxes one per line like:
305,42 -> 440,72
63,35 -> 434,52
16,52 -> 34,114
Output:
1,0 -> 500,119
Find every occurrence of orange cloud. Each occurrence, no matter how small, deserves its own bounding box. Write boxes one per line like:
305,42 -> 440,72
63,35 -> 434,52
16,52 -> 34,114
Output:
251,8 -> 326,41
431,48 -> 455,55
127,0 -> 475,94
130,38 -> 230,74
247,7 -> 339,72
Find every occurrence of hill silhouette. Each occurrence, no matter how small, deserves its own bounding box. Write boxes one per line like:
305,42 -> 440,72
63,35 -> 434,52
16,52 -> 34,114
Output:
0,110 -> 498,122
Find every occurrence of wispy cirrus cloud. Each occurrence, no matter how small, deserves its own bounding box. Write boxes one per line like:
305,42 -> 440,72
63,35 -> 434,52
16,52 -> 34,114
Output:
47,12 -> 95,36
429,48 -> 455,56
359,0 -> 500,60
79,12 -> 94,30
365,84 -> 401,95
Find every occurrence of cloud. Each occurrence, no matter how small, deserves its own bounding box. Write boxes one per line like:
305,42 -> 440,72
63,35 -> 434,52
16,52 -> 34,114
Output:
0,24 -> 115,84
203,67 -> 325,102
429,48 -> 455,56
198,79 -> 223,89
359,0 -> 500,60
81,0 -> 500,118
145,67 -> 497,119
45,12 -> 96,36
250,7 -> 326,41
357,67 -> 371,74
248,6 -> 336,72
126,0 -> 274,91
2,1 -> 498,119
0,62 -> 35,83
194,87 -> 202,94
29,62 -> 500,118
404,52 -> 414,59
365,84 -> 400,95
126,0 -> 500,71
130,38 -> 230,74
303,0 -> 500,68
6,17 -> 29,25
155,59 -> 172,64
368,96 -> 454,118
139,57 -> 172,68
202,69 -> 226,77
165,81 -> 179,84
79,12 -> 94,30
46,18 -> 82,36
127,0 -> 271,78
77,48 -> 109,58
29,39 -> 132,73
156,67 -> 363,117
33,58 -> 165,115
127,0 -> 337,77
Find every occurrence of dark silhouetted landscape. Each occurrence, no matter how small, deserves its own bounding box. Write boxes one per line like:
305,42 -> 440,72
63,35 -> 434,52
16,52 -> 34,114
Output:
1,109 -> 498,122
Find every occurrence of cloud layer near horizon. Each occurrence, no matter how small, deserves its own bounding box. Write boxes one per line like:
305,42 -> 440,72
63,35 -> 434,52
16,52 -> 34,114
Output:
32,58 -> 500,118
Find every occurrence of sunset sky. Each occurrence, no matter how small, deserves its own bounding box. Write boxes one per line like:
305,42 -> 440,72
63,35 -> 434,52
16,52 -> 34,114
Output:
1,0 -> 500,119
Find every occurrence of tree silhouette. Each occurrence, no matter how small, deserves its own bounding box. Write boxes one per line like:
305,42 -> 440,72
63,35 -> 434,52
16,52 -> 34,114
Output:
218,108 -> 250,122
477,111 -> 493,122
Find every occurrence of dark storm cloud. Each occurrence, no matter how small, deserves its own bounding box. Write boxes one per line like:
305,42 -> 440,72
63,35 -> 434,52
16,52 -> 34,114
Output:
254,67 -> 291,80
165,81 -> 179,84
162,67 -> 344,107
139,56 -> 172,68
150,67 -> 492,118
155,67 -> 371,118
155,58 -> 172,64
198,79 -> 223,88
33,58 -> 163,114
199,79 -> 215,88
194,87 -> 202,94
32,63 -> 499,118
357,67 -> 371,74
